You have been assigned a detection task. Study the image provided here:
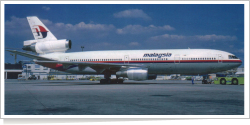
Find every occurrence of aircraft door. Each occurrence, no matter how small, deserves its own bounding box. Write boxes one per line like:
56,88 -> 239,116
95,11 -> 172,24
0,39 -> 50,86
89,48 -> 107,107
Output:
124,55 -> 129,64
218,54 -> 222,63
65,56 -> 69,61
174,55 -> 180,64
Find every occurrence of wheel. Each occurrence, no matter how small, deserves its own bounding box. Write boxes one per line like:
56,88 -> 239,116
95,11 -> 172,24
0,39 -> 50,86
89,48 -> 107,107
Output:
100,79 -> 107,84
232,78 -> 238,85
117,79 -> 123,84
202,80 -> 205,84
220,78 -> 226,85
110,79 -> 118,84
202,80 -> 207,84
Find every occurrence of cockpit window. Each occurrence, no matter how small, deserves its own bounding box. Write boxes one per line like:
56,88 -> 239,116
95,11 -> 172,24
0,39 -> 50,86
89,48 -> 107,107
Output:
228,55 -> 238,59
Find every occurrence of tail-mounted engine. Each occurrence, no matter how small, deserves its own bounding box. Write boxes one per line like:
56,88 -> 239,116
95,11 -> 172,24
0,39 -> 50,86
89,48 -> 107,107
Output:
116,68 -> 157,81
22,39 -> 72,54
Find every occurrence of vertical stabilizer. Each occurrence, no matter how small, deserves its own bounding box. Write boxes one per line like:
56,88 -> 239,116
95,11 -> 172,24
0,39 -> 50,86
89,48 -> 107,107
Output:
27,16 -> 57,41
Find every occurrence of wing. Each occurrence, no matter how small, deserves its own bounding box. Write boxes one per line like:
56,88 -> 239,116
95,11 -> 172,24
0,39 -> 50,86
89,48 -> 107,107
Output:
6,50 -> 54,61
35,60 -> 145,73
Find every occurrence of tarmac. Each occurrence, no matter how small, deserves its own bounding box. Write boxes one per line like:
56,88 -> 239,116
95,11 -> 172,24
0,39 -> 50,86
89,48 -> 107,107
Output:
4,79 -> 244,115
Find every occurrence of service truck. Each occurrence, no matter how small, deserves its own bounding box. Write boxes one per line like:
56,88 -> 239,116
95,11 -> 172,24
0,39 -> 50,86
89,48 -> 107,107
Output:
214,74 -> 244,85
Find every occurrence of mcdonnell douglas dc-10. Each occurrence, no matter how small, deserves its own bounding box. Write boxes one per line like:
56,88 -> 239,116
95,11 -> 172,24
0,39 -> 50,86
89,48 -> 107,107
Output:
7,16 -> 242,83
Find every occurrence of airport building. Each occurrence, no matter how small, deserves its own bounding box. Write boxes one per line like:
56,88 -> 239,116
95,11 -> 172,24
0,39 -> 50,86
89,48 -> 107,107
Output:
4,63 -> 23,79
20,63 -> 86,80
5,61 -> 85,80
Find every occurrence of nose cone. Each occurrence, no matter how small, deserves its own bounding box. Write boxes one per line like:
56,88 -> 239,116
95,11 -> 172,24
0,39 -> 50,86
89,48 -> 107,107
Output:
235,59 -> 242,67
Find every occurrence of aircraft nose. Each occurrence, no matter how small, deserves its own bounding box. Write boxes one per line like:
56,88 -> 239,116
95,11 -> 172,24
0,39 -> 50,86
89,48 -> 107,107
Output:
236,59 -> 242,67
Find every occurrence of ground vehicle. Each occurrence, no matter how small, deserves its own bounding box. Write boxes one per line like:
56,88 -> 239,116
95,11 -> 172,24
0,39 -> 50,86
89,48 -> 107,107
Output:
48,75 -> 62,80
202,78 -> 212,84
17,74 -> 26,81
47,75 -> 55,80
202,75 -> 213,84
28,75 -> 37,80
214,75 -> 244,85
89,76 -> 102,81
186,76 -> 192,80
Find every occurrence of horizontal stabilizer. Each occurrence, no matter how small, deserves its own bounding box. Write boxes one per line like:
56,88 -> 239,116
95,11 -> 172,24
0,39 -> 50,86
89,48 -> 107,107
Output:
6,50 -> 54,61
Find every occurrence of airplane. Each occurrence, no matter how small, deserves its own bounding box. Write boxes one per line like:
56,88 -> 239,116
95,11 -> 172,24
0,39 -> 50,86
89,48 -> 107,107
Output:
7,16 -> 242,84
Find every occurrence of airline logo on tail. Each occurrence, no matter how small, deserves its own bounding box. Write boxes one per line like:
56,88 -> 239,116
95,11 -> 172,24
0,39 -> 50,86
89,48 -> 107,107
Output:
32,25 -> 48,38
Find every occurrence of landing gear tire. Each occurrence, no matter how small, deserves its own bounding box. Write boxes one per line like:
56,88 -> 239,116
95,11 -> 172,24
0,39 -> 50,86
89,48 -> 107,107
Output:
117,79 -> 123,84
232,78 -> 238,85
100,79 -> 123,84
100,72 -> 112,84
100,79 -> 110,84
110,79 -> 117,84
202,80 -> 207,84
220,78 -> 226,85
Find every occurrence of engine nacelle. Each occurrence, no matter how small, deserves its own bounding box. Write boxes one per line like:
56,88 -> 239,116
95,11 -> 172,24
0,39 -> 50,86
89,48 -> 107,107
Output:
22,39 -> 72,54
116,68 -> 156,81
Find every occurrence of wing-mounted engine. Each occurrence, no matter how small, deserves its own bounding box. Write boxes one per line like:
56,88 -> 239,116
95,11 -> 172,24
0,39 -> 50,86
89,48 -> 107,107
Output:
22,39 -> 72,54
116,68 -> 157,81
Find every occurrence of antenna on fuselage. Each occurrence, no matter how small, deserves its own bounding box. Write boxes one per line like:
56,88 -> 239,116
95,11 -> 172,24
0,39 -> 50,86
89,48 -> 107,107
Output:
81,46 -> 84,51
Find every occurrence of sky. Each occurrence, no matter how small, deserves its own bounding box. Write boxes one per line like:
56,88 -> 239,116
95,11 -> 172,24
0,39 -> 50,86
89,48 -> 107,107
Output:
4,4 -> 245,66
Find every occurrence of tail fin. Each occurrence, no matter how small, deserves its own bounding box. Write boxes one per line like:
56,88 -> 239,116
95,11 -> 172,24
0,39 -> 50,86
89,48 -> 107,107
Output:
27,16 -> 57,41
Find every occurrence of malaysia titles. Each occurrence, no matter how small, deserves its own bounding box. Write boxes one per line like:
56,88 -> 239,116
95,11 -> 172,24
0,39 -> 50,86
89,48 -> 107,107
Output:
143,53 -> 172,58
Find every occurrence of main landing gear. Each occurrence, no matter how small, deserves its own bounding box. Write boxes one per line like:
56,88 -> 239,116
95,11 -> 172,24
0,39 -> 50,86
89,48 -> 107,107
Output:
100,72 -> 123,84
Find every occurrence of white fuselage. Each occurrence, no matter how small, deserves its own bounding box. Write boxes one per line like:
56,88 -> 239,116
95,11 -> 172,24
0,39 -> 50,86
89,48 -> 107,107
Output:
39,49 -> 242,75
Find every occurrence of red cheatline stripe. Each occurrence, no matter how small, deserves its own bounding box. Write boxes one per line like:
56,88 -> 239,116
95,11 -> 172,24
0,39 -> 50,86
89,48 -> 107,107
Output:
68,60 -> 241,63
